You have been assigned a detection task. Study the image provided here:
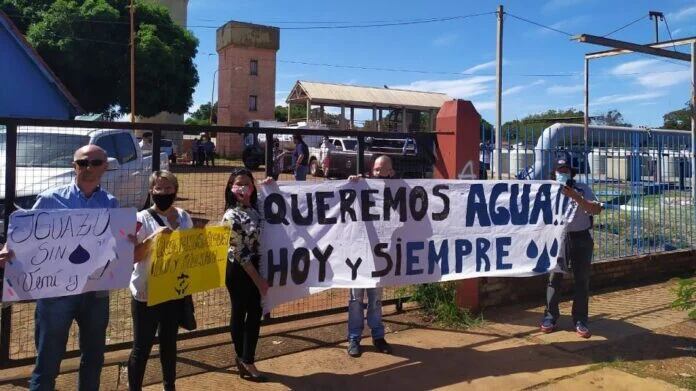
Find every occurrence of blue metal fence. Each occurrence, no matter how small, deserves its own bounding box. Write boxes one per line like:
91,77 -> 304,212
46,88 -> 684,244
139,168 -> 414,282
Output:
481,123 -> 695,261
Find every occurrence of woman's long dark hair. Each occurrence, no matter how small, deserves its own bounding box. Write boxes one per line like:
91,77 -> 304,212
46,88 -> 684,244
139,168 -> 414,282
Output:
224,168 -> 258,211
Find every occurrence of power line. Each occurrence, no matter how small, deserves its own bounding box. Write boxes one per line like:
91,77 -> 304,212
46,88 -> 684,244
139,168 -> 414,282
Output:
5,11 -> 494,30
190,12 -> 496,30
504,12 -> 573,37
4,13 -> 129,25
662,16 -> 678,53
277,59 -> 576,77
191,15 -> 483,25
602,14 -> 648,37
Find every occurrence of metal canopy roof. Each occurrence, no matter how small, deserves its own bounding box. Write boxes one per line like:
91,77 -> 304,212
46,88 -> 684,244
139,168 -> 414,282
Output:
286,80 -> 450,110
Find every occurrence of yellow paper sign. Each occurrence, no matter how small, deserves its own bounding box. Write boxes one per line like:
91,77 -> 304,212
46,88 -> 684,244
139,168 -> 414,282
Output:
148,226 -> 231,306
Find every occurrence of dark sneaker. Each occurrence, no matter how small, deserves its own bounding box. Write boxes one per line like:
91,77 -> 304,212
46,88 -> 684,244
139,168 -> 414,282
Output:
540,318 -> 557,333
373,338 -> 392,354
347,340 -> 361,357
575,321 -> 591,338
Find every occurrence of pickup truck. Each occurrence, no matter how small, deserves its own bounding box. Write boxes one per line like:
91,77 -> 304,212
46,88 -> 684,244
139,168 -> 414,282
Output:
0,127 -> 168,240
139,137 -> 177,166
311,137 -> 432,179
241,120 -> 326,170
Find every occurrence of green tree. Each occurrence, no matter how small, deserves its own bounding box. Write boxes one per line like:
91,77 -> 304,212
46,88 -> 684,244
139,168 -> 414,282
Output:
480,118 -> 494,142
1,0 -> 199,117
663,102 -> 692,130
593,109 -> 631,127
185,102 -> 216,125
274,105 -> 307,122
501,109 -> 585,141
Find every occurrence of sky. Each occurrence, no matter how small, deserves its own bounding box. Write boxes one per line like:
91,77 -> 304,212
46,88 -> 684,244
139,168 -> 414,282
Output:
185,0 -> 696,127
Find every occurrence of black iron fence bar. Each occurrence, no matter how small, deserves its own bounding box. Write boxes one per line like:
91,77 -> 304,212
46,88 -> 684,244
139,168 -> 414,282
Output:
264,131 -> 273,178
0,117 -> 452,138
152,129 -> 161,172
357,135 -> 366,175
0,121 -> 17,366
0,296 -> 409,369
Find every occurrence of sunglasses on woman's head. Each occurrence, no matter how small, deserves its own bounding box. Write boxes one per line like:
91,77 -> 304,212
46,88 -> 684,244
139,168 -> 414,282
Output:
74,159 -> 105,168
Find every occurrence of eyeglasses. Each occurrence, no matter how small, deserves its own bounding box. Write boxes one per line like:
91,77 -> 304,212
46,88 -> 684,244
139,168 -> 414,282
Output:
74,159 -> 105,168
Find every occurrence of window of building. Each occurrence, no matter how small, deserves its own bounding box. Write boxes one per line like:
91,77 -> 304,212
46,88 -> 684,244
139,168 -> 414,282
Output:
250,59 -> 258,76
114,132 -> 137,163
249,95 -> 258,112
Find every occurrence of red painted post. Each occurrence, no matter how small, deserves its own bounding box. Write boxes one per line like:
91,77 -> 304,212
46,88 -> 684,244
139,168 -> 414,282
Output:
434,99 -> 482,312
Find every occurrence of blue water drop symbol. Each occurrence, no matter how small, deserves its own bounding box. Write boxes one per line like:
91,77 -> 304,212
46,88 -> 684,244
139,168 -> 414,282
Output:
550,239 -> 559,257
69,245 -> 90,265
526,240 -> 539,259
533,246 -> 550,273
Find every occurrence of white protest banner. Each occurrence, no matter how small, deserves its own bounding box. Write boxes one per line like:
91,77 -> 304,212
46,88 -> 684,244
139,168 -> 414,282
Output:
2,208 -> 136,301
259,180 -> 576,311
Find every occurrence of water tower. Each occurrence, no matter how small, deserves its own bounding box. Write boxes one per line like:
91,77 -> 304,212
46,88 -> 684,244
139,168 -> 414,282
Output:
156,0 -> 188,26
215,21 -> 280,156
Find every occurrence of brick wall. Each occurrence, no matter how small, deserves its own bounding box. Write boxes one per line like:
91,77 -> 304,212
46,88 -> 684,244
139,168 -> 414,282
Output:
478,249 -> 696,308
216,46 -> 277,157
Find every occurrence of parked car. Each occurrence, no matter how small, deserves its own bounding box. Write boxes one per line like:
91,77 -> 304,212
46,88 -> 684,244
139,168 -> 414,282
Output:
313,136 -> 432,178
0,127 -> 167,240
138,137 -> 177,166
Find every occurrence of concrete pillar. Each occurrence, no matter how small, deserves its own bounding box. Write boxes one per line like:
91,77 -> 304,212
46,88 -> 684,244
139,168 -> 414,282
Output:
434,99 -> 482,312
306,100 -> 311,123
341,105 -> 346,130
372,107 -> 377,131
378,109 -> 383,131
401,107 -> 407,132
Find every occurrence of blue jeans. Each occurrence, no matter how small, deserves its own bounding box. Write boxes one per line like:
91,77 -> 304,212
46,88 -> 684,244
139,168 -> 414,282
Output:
295,165 -> 308,181
348,288 -> 385,342
30,292 -> 109,391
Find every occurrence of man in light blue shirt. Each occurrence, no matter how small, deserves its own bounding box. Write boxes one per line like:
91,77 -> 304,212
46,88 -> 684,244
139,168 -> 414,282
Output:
1,144 -> 118,390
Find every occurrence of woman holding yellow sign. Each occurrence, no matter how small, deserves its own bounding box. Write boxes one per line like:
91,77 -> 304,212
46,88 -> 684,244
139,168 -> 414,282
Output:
222,168 -> 271,382
130,170 -> 193,391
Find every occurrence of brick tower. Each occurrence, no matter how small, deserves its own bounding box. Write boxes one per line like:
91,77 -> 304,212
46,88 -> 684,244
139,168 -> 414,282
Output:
215,21 -> 280,157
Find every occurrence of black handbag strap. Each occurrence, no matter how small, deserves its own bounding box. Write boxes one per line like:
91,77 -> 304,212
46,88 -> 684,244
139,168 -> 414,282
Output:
147,208 -> 167,227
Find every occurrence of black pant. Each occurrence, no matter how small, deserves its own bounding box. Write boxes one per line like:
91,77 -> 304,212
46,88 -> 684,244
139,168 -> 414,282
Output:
479,162 -> 488,179
128,298 -> 180,391
205,152 -> 215,166
545,230 -> 594,324
226,261 -> 262,364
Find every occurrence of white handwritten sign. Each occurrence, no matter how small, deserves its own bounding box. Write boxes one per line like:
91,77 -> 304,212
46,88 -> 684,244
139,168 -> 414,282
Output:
2,208 -> 136,301
259,180 -> 577,311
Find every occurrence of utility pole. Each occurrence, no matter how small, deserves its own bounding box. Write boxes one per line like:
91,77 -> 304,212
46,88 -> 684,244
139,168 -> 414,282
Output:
209,69 -> 218,125
583,57 -> 590,181
130,0 -> 136,124
691,42 -> 695,202
495,4 -> 504,179
649,11 -> 664,43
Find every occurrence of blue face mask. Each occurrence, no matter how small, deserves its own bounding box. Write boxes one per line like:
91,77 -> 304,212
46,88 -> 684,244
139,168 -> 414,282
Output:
556,172 -> 571,186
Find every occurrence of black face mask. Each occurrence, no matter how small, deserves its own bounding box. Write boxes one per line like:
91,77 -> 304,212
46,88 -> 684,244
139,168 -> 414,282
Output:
152,193 -> 176,211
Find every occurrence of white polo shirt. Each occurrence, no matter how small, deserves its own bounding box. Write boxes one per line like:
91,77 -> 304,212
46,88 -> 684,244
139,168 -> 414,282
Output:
130,207 -> 193,302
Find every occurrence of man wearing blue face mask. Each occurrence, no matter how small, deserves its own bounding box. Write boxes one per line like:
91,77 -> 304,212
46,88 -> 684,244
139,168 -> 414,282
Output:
541,155 -> 603,338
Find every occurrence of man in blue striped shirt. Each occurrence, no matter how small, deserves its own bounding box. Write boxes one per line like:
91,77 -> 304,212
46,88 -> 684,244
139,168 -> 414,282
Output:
1,144 -> 118,391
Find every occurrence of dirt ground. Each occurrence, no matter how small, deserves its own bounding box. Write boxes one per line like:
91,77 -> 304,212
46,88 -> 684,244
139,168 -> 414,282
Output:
0,279 -> 692,390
